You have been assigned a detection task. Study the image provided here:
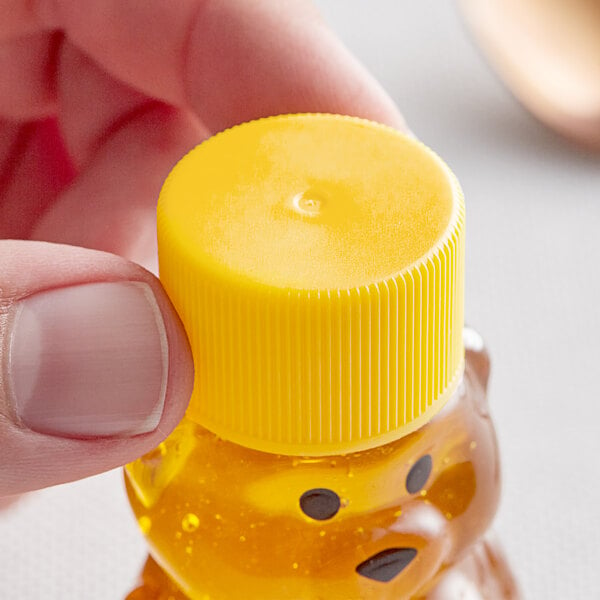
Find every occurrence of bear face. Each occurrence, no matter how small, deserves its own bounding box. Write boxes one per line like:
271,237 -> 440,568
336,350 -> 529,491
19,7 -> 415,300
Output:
125,344 -> 500,600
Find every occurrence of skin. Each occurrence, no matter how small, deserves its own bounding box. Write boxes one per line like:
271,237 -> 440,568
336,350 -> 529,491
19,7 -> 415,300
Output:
0,1 -> 404,496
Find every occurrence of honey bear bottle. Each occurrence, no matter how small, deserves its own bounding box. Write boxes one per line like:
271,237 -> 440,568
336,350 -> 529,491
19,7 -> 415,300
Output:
125,114 -> 520,600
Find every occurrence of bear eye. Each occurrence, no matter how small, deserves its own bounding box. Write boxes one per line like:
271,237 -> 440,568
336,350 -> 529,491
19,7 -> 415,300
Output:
406,454 -> 432,494
299,488 -> 341,520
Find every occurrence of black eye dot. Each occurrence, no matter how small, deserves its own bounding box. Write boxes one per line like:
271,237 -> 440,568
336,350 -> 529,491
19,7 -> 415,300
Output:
406,454 -> 432,494
299,488 -> 341,520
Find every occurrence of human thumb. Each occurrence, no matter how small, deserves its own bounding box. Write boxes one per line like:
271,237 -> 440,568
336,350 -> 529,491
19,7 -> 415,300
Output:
0,240 -> 193,496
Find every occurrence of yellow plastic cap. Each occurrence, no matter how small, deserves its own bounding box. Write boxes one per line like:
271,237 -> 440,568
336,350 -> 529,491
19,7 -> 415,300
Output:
158,114 -> 465,455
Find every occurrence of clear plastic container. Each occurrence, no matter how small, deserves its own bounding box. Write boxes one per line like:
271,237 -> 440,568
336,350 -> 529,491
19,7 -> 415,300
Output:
124,114 -> 519,599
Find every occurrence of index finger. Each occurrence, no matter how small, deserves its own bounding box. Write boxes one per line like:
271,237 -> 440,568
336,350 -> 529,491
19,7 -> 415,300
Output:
4,0 -> 404,132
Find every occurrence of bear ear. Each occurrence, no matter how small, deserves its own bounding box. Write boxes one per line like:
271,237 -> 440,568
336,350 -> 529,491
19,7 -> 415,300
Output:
463,327 -> 491,391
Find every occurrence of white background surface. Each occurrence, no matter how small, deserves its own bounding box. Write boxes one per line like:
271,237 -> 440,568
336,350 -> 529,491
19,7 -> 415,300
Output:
1,2 -> 599,598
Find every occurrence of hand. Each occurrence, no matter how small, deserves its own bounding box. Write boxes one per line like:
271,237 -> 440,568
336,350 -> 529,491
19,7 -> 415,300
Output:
0,0 -> 405,496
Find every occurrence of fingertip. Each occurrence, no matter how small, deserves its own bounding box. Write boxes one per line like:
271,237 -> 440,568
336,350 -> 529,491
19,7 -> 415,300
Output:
0,241 -> 194,495
143,273 -> 195,438
184,0 -> 408,133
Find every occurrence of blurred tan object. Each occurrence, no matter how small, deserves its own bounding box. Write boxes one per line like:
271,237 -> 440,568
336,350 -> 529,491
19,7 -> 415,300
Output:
460,0 -> 600,148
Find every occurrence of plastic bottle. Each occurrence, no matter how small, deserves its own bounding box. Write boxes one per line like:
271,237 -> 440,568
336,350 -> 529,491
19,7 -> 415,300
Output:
125,114 -> 520,600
